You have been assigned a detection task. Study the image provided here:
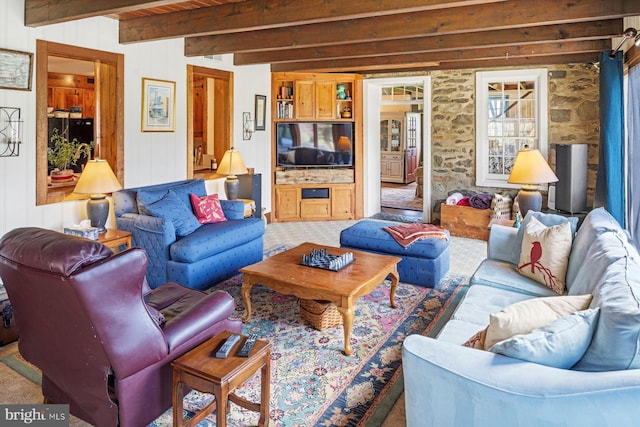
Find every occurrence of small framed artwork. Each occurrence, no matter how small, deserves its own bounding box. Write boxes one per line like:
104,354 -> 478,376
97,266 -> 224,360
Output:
0,48 -> 33,91
141,77 -> 176,132
255,94 -> 266,131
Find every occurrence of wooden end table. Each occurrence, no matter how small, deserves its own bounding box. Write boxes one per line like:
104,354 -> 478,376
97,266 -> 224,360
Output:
98,229 -> 132,253
240,242 -> 400,356
172,331 -> 271,427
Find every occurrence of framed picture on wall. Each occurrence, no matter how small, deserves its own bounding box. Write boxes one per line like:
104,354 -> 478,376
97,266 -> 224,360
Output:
141,78 -> 176,132
255,94 -> 266,131
0,48 -> 33,91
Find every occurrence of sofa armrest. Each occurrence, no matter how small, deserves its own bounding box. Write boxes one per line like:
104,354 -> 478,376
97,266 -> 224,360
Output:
220,199 -> 245,220
117,213 -> 177,288
487,224 -> 518,262
402,335 -> 640,427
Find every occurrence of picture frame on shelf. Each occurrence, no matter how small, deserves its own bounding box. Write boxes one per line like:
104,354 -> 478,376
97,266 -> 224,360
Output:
141,77 -> 176,132
0,48 -> 33,91
255,94 -> 266,131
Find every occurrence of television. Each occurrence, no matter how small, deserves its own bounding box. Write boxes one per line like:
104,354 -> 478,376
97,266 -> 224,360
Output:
276,122 -> 353,167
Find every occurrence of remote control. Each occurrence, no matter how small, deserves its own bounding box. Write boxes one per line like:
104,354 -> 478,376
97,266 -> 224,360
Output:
215,334 -> 241,358
237,334 -> 258,357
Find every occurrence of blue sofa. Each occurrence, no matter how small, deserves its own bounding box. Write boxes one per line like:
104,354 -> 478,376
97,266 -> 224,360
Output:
113,179 -> 264,290
403,208 -> 640,426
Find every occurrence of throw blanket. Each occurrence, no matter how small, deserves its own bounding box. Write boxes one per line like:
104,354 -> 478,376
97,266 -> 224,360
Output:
446,192 -> 464,205
383,223 -> 449,248
470,193 -> 493,209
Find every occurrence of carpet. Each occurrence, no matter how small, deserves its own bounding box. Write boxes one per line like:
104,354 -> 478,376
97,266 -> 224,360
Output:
0,254 -> 469,427
380,185 -> 423,212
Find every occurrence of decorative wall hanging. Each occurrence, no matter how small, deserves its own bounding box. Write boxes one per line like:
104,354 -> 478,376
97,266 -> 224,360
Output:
141,78 -> 176,132
0,107 -> 22,157
255,94 -> 266,131
0,48 -> 33,91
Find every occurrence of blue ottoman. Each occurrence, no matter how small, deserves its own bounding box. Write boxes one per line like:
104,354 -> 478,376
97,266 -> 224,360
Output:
340,220 -> 450,287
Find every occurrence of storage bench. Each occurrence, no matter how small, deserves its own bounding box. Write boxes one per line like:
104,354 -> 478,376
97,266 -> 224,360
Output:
339,220 -> 450,287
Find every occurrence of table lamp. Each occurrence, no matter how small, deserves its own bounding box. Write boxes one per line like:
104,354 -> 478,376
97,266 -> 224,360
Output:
216,148 -> 248,200
73,159 -> 122,232
507,145 -> 558,217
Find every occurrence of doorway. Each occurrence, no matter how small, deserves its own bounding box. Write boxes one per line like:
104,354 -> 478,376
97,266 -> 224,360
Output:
363,76 -> 431,223
186,65 -> 233,178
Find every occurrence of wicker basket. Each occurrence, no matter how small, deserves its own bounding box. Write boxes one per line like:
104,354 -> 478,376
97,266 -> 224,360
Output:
299,299 -> 343,330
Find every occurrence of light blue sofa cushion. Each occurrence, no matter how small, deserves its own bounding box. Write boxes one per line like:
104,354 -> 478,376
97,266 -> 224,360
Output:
509,211 -> 578,265
145,190 -> 201,237
574,242 -> 640,371
170,218 -> 265,263
489,308 -> 600,369
566,207 -> 626,291
471,259 -> 558,297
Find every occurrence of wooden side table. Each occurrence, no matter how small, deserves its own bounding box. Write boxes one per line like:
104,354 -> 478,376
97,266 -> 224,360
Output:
237,198 -> 256,218
98,229 -> 132,253
172,331 -> 271,427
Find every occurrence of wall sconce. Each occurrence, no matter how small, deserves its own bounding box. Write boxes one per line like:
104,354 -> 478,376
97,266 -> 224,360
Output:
243,112 -> 254,140
0,107 -> 22,157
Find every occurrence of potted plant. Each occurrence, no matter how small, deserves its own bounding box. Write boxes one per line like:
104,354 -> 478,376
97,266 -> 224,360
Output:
48,128 -> 92,183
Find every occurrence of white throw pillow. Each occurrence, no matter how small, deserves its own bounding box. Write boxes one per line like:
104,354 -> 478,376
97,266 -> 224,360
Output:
517,216 -> 573,294
484,294 -> 593,350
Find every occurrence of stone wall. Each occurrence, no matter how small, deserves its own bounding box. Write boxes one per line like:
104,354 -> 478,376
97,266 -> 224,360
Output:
378,64 -> 600,217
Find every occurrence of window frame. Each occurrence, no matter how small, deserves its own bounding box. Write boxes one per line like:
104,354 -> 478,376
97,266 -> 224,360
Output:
475,68 -> 548,188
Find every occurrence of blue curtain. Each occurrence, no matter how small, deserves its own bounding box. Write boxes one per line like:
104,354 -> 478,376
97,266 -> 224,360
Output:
628,65 -> 640,247
595,51 -> 625,226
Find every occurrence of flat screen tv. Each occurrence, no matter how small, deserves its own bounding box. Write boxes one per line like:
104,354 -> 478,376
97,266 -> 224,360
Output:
276,122 -> 353,167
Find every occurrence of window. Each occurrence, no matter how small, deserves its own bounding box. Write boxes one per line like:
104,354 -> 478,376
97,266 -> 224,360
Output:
476,69 -> 548,187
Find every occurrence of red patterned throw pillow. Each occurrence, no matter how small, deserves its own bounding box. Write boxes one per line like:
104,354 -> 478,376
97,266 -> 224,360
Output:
190,193 -> 227,224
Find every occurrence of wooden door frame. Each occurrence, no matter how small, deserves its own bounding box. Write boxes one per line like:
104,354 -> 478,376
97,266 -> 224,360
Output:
36,40 -> 124,205
186,65 -> 233,178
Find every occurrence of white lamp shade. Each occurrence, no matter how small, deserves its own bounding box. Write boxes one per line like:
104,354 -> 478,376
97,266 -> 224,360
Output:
508,147 -> 558,185
217,149 -> 248,177
73,159 -> 122,195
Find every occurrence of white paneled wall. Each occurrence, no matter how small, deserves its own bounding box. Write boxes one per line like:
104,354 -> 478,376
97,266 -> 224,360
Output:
0,0 -> 271,238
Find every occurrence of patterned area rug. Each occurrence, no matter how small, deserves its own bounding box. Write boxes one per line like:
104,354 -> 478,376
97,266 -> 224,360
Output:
380,185 -> 424,211
152,268 -> 469,426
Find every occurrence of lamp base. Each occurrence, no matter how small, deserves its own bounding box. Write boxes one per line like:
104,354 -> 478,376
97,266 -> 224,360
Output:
224,175 -> 240,200
86,195 -> 109,233
517,188 -> 542,218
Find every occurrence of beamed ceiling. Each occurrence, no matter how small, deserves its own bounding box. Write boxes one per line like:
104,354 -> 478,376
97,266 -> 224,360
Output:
25,0 -> 640,74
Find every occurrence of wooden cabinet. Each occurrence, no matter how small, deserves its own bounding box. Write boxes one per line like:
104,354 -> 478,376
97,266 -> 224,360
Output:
273,72 -> 355,122
47,73 -> 95,118
273,184 -> 354,222
380,112 -> 421,183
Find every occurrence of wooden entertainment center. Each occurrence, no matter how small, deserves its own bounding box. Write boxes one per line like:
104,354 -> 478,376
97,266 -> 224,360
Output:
271,72 -> 363,222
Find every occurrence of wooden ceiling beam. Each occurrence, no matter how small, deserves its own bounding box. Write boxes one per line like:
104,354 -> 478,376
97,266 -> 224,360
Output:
234,20 -> 622,65
270,40 -> 609,73
24,0 -> 179,26
119,0 -> 505,43
185,0 -> 640,56
281,52 -> 599,74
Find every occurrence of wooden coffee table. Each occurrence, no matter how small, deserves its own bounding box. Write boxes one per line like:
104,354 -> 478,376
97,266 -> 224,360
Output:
240,242 -> 401,356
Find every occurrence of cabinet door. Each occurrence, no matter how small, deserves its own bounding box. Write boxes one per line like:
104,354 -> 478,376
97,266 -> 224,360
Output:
83,89 -> 95,118
315,80 -> 335,119
380,119 -> 389,151
295,80 -> 315,119
275,187 -> 299,220
390,119 -> 402,151
331,186 -> 354,219
300,199 -> 330,219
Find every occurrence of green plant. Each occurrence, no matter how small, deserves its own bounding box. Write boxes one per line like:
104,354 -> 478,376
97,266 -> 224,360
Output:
47,128 -> 92,171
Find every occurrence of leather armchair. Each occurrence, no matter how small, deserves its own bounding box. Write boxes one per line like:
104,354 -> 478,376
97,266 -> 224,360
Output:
0,227 -> 242,427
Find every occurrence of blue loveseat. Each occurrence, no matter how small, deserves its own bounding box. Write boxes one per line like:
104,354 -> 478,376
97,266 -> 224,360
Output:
403,208 -> 640,426
113,179 -> 264,290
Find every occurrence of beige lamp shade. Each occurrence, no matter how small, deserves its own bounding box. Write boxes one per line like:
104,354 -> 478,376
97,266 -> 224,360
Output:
74,159 -> 122,195
217,148 -> 248,177
507,146 -> 558,185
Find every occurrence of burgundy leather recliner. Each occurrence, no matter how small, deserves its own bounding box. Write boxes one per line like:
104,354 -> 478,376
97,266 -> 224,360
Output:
0,227 -> 242,426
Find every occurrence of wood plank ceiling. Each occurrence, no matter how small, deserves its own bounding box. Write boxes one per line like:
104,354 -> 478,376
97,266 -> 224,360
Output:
25,0 -> 640,74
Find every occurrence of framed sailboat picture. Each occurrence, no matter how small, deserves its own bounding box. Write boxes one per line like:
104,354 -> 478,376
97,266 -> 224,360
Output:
141,78 -> 176,132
